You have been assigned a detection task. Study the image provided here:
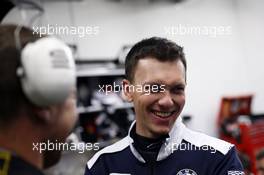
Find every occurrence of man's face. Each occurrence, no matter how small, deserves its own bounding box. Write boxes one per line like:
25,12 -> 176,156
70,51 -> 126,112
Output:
125,58 -> 186,138
50,90 -> 78,142
257,158 -> 264,175
43,90 -> 77,168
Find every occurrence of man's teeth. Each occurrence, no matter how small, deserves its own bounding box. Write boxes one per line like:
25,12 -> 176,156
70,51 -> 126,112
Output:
153,111 -> 173,118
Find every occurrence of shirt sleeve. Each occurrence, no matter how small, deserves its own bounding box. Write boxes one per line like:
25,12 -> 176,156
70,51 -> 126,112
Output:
84,156 -> 109,175
212,146 -> 245,175
84,165 -> 93,175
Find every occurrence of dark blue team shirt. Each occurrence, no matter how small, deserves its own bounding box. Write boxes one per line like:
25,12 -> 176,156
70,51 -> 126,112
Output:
85,118 -> 244,175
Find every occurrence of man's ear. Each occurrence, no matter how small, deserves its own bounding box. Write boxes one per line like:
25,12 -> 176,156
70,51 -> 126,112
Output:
122,79 -> 133,102
33,107 -> 52,124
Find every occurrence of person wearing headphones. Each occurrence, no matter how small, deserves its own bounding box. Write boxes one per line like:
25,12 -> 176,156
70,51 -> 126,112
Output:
84,37 -> 244,175
0,24 -> 77,175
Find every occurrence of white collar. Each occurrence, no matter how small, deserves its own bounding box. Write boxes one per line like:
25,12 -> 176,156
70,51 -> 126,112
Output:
128,117 -> 185,162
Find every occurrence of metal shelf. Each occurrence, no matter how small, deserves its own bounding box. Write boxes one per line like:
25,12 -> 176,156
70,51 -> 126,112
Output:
76,62 -> 125,77
107,103 -> 134,114
77,105 -> 103,114
77,103 -> 134,115
77,68 -> 125,77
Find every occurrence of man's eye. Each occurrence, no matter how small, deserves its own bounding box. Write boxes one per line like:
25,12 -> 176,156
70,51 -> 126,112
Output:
171,87 -> 185,94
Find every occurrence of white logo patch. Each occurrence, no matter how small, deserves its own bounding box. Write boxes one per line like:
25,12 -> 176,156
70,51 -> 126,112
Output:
176,169 -> 198,175
228,171 -> 245,175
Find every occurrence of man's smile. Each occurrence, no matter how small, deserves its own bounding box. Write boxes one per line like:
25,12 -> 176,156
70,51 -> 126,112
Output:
150,110 -> 177,119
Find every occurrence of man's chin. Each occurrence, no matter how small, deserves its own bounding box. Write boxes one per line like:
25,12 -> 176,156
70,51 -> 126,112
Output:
151,127 -> 171,137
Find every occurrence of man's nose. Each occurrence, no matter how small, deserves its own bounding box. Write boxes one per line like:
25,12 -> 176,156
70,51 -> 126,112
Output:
158,91 -> 174,108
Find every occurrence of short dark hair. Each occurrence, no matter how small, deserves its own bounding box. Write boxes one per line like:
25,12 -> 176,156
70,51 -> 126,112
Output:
0,24 -> 40,125
257,149 -> 264,160
125,37 -> 186,82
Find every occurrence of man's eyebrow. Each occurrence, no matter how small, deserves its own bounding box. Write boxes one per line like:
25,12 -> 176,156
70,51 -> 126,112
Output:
171,83 -> 186,87
142,81 -> 186,87
142,80 -> 166,86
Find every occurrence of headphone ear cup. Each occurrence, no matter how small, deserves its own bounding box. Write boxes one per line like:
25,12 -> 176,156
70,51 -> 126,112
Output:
19,37 -> 76,107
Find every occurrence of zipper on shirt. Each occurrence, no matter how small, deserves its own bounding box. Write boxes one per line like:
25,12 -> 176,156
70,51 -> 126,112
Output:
149,160 -> 155,175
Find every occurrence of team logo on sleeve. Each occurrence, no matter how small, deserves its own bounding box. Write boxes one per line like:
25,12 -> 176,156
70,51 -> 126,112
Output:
227,171 -> 245,175
176,169 -> 197,175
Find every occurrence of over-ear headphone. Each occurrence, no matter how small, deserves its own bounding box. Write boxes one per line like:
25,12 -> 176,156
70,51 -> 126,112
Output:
16,37 -> 76,107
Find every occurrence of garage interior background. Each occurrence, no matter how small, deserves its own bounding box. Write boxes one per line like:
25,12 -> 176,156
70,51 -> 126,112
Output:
1,0 -> 264,174
2,0 -> 264,136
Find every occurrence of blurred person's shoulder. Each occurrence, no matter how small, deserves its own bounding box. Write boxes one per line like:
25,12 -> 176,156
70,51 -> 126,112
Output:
0,150 -> 44,175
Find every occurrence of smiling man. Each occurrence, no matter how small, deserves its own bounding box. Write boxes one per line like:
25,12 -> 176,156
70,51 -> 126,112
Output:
84,37 -> 244,175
